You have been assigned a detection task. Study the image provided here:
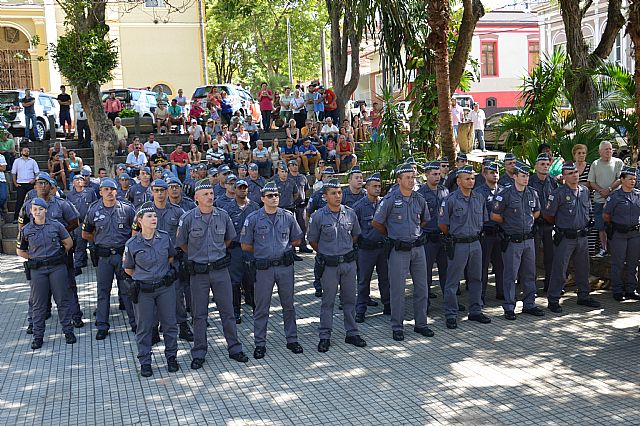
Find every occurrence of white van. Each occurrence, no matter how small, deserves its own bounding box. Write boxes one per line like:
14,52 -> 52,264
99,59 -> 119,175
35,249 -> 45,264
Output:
101,88 -> 158,118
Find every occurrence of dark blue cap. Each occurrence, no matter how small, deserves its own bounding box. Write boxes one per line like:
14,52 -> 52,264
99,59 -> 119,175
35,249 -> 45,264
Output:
322,166 -> 335,175
396,163 -> 414,175
365,172 -> 381,183
323,178 -> 341,191
536,153 -> 550,162
483,162 -> 498,172
404,156 -> 416,165
32,197 -> 48,209
116,163 -> 126,170
237,164 -> 248,170
235,179 -> 248,188
136,201 -> 155,216
514,161 -> 530,175
99,178 -> 118,189
620,166 -> 636,177
456,166 -> 474,176
424,161 -> 440,171
118,173 -> 131,181
194,179 -> 212,192
457,153 -> 468,161
154,166 -> 164,172
151,179 -> 168,189
166,176 -> 182,185
141,166 -> 151,174
287,159 -> 298,166
218,164 -> 230,174
73,174 -> 85,181
248,163 -> 258,171
504,153 -> 516,161
207,168 -> 218,176
261,181 -> 279,194
561,162 -> 576,172
348,166 -> 362,175
440,157 -> 449,164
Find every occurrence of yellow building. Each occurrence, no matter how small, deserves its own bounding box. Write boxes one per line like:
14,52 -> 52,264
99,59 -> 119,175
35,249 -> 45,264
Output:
0,0 -> 207,97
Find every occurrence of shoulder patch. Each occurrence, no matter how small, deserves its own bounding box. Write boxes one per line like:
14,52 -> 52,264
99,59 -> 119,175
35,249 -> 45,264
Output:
548,194 -> 554,201
495,195 -> 503,202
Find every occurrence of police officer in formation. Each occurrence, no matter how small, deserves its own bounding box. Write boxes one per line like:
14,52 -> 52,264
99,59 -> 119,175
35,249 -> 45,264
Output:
491,162 -> 545,320
603,167 -> 640,301
287,160 -> 313,255
497,153 -> 517,188
123,202 -> 180,377
214,165 -> 231,198
543,163 -> 601,313
82,178 -> 137,339
353,173 -> 390,322
17,198 -> 77,350
215,174 -> 237,210
67,174 -> 98,275
246,163 -> 266,205
439,166 -> 491,329
117,173 -> 132,201
372,164 -> 433,340
444,153 -> 468,192
240,181 -> 304,359
127,167 -> 152,208
308,178 -> 367,352
270,161 -> 299,211
167,176 -> 196,211
175,179 -> 249,368
341,166 -> 367,207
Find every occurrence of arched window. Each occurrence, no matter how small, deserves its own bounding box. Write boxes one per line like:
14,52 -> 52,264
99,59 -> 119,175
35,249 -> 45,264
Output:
152,83 -> 172,95
486,97 -> 497,108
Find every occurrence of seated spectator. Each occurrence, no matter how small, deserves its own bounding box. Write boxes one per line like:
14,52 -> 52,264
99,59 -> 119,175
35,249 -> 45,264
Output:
280,137 -> 300,166
236,124 -> 250,145
335,134 -> 357,171
230,110 -> 244,132
126,143 -> 147,177
48,151 -> 66,189
268,138 -> 281,175
48,140 -> 68,161
187,120 -> 205,147
168,98 -> 186,134
252,139 -> 271,177
228,134 -> 240,161
155,86 -> 168,104
0,129 -> 16,170
321,117 -> 339,141
205,139 -> 226,168
222,124 -> 233,142
236,141 -> 252,166
313,160 -> 327,192
204,118 -> 217,145
188,143 -> 202,165
127,136 -> 142,152
299,137 -> 321,174
154,102 -> 170,134
211,131 -> 230,156
325,135 -> 337,162
65,150 -> 83,189
352,115 -> 366,142
300,119 -> 314,138
170,144 -> 190,179
189,100 -> 205,124
243,116 -> 260,144
143,133 -> 160,157
150,146 -> 169,168
287,119 -> 301,145
113,117 -> 129,155
342,119 -> 354,138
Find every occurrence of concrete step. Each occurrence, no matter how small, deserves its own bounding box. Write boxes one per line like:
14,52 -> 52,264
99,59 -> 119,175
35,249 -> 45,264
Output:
2,222 -> 18,239
2,239 -> 17,255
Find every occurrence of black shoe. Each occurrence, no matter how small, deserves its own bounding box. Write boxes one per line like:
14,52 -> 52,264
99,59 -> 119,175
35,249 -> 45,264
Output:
522,306 -> 545,317
383,304 -> 391,315
206,320 -> 211,327
456,288 -> 462,296
119,301 -> 126,311
191,358 -> 205,370
338,301 -> 343,310
235,313 -> 242,324
286,342 -> 304,354
414,327 -> 435,337
26,324 -> 33,334
293,254 -> 303,261
152,327 -> 161,345
317,339 -> 331,352
131,325 -> 137,333
65,332 -> 77,344
96,330 -> 109,340
577,297 -> 601,308
367,298 -> 378,307
45,312 -> 52,320
429,292 -> 437,299
458,303 -> 466,312
31,338 -> 43,350
345,335 -> 366,347
253,346 -> 266,359
93,309 -> 96,317
167,357 -> 180,373
624,291 -> 640,300
355,313 -> 365,323
73,318 -> 84,328
446,318 -> 457,329
613,293 -> 625,301
299,246 -> 313,254
468,313 -> 492,324
392,330 -> 404,341
548,303 -> 563,313
74,267 -> 82,276
315,289 -> 323,298
229,352 -> 249,363
141,364 -> 153,378
179,322 -> 194,342
504,311 -> 516,321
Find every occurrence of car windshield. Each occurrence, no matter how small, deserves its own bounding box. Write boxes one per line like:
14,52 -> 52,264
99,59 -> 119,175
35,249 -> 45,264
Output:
101,90 -> 130,103
0,92 -> 20,107
192,86 -> 213,98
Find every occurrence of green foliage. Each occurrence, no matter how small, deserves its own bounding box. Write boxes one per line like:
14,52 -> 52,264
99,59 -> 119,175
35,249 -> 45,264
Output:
407,70 -> 438,153
556,121 -> 610,165
119,108 -> 136,118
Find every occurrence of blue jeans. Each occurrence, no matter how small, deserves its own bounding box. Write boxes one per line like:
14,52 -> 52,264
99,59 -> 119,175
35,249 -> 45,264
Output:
24,113 -> 37,140
0,181 -> 7,210
475,129 -> 485,150
171,164 -> 190,179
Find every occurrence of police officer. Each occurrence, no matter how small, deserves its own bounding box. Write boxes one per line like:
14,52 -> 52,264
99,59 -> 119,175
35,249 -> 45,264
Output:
215,174 -> 237,211
372,164 -> 433,340
439,166 -> 491,329
270,161 -> 299,211
444,153 -> 468,192
175,179 -> 249,368
117,173 -> 132,201
182,166 -> 199,199
247,163 -> 266,205
475,162 -> 505,302
528,153 -> 558,292
491,162 -> 545,319
82,178 -> 137,339
123,202 -> 180,377
167,176 -> 196,211
287,159 -> 313,255
82,166 -> 100,197
214,165 -> 231,198
342,166 -> 367,207
306,167 -> 335,297
417,162 -> 450,299
603,166 -> 640,301
66,174 -> 98,274
127,167 -> 152,208
498,153 -> 516,188
439,157 -> 450,186
207,167 -> 218,186
17,198 -> 76,350
353,173 -> 390,322
240,181 -> 304,359
224,179 -> 259,323
308,178 -> 366,352
543,162 -> 601,313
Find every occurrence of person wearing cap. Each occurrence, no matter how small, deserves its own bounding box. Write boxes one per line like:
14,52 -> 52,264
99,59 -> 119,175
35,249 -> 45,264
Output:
298,137 -> 321,174
491,163 -> 545,320
236,163 -> 248,180
81,166 -> 101,198
149,146 -> 169,169
469,102 -> 486,151
188,119 -> 205,147
353,173 -> 390,322
152,165 -> 164,181
543,163 -> 601,313
444,153 -> 468,192
528,153 -> 558,292
167,176 -> 196,212
66,173 -> 98,275
123,202 -> 180,377
17,198 -> 77,350
474,161 -> 505,302
127,167 -> 152,209
498,153 -> 517,188
438,165 -> 491,329
417,161 -> 451,300
116,173 -> 132,201
206,166 -> 218,186
287,160 -> 313,256
270,161 -> 299,212
439,158 -> 450,186
372,164 -> 433,340
82,178 -> 137,340
214,164 -> 231,198
215,173 -> 238,212
252,140 -> 271,178
240,181 -> 304,359
246,163 -> 266,205
126,143 -> 148,178
175,179 -> 249,368
115,163 -> 127,180
308,178 -> 366,352
341,166 -> 367,208
602,167 -> 640,301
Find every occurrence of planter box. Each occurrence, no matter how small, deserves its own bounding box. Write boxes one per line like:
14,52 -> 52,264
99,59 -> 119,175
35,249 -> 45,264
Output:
121,116 -> 154,135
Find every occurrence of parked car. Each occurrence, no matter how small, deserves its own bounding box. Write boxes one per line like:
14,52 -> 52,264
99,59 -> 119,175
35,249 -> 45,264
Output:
483,110 -> 520,149
100,88 -> 158,118
191,84 -> 260,119
0,90 -> 63,141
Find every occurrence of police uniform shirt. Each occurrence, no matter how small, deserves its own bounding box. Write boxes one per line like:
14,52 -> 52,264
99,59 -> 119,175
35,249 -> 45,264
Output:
474,173 -> 486,189
352,196 -> 385,243
20,196 -> 79,228
83,200 -> 136,247
116,186 -> 130,201
215,193 -> 235,211
603,188 -> 640,226
497,174 -> 514,188
182,178 -> 196,199
87,180 -> 100,198
175,195 -> 196,212
373,190 -> 429,242
270,176 -> 299,208
444,169 -> 459,192
544,185 -> 590,230
474,183 -> 503,229
123,230 -> 176,281
492,185 -> 540,235
306,189 -> 327,216
341,186 -> 367,208
127,183 -> 152,208
227,199 -> 260,242
175,207 -> 236,263
247,176 -> 266,204
66,188 -> 98,222
17,219 -> 70,259
416,184 -> 449,232
528,173 -> 558,209
240,208 -> 303,259
438,190 -> 487,237
214,183 -> 226,199
131,203 -> 184,242
289,173 -> 310,202
308,205 -> 361,256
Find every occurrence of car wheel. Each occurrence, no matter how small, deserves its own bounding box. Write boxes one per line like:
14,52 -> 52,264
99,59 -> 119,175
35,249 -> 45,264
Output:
36,119 -> 47,141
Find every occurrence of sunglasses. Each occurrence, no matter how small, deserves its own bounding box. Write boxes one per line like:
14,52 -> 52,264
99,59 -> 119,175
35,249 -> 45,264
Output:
152,188 -> 166,193
264,193 -> 279,199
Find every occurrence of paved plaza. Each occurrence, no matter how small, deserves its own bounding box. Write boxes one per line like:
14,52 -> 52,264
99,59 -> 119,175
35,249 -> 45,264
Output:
0,253 -> 639,425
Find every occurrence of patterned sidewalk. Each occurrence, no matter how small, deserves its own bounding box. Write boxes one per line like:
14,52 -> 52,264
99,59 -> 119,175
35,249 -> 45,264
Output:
0,253 -> 639,425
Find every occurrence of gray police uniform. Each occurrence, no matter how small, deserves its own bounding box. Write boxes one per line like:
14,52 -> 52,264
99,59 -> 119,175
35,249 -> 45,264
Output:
373,190 -> 431,331
116,186 -> 130,201
342,187 -> 367,208
289,173 -> 310,245
214,183 -> 226,199
352,196 -> 390,315
173,195 -> 196,212
417,184 -> 449,294
241,208 -> 303,346
497,174 -> 514,188
308,205 -> 361,339
439,189 -> 488,319
603,188 -> 640,295
492,185 -> 540,312
529,173 -> 558,291
270,176 -> 298,209
475,183 -> 505,301
17,219 -> 73,340
307,189 -> 328,292
544,185 -> 593,304
83,199 -> 137,331
127,183 -> 152,208
66,187 -> 98,268
215,193 -> 235,211
175,206 -> 244,358
247,176 -> 266,205
123,230 -> 178,366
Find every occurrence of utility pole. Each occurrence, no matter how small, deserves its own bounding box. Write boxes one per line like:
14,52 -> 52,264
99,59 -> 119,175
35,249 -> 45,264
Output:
287,17 -> 293,85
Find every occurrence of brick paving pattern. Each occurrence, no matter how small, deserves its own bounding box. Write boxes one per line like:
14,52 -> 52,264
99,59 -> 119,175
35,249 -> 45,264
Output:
0,253 -> 639,425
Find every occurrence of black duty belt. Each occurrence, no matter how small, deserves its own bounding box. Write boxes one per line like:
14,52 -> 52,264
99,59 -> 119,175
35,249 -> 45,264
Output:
391,234 -> 427,251
505,231 -> 535,243
95,245 -> 125,257
612,223 -> 640,233
482,227 -> 499,236
452,234 -> 481,244
136,269 -> 177,292
424,232 -> 444,243
188,255 -> 231,274
358,237 -> 385,250
228,241 -> 241,249
319,250 -> 357,266
255,251 -> 295,270
27,255 -> 66,270
557,228 -> 589,239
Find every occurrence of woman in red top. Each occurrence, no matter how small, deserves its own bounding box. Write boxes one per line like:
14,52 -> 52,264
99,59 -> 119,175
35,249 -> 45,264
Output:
257,82 -> 273,132
335,134 -> 357,172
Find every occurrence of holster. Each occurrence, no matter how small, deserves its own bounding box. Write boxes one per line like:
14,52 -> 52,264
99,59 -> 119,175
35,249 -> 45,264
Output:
605,223 -> 614,240
89,247 -> 98,267
314,255 -> 326,279
444,236 -> 455,260
126,277 -> 140,304
66,250 -> 74,269
24,262 -> 31,280
553,230 -> 564,247
187,255 -> 231,275
254,251 -> 295,270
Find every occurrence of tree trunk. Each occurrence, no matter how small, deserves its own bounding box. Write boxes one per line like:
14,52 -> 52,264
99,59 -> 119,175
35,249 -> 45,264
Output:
449,0 -> 485,92
630,0 -> 640,164
76,83 -> 118,177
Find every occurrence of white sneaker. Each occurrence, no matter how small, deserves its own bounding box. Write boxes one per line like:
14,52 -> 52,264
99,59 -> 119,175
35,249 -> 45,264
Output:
593,249 -> 607,258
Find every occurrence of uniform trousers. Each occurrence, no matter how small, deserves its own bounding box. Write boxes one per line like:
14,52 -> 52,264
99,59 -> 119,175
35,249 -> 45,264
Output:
30,264 -> 73,339
424,240 -> 448,294
444,241 -> 483,319
96,254 -> 136,331
134,284 -> 178,365
319,261 -> 358,339
535,222 -> 554,291
502,239 -> 537,312
73,227 -> 88,268
254,264 -> 298,347
481,233 -> 504,300
608,231 -> 640,294
547,236 -> 591,304
388,247 -> 429,331
228,245 -> 255,311
295,206 -> 308,246
356,247 -> 390,315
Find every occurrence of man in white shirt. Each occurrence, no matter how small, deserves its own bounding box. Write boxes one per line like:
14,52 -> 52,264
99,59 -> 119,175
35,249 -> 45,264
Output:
450,98 -> 464,138
11,146 -> 39,222
252,139 -> 271,176
469,102 -> 486,151
75,101 -> 92,148
113,117 -> 129,156
320,117 -> 339,142
126,143 -> 148,177
143,133 -> 160,157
